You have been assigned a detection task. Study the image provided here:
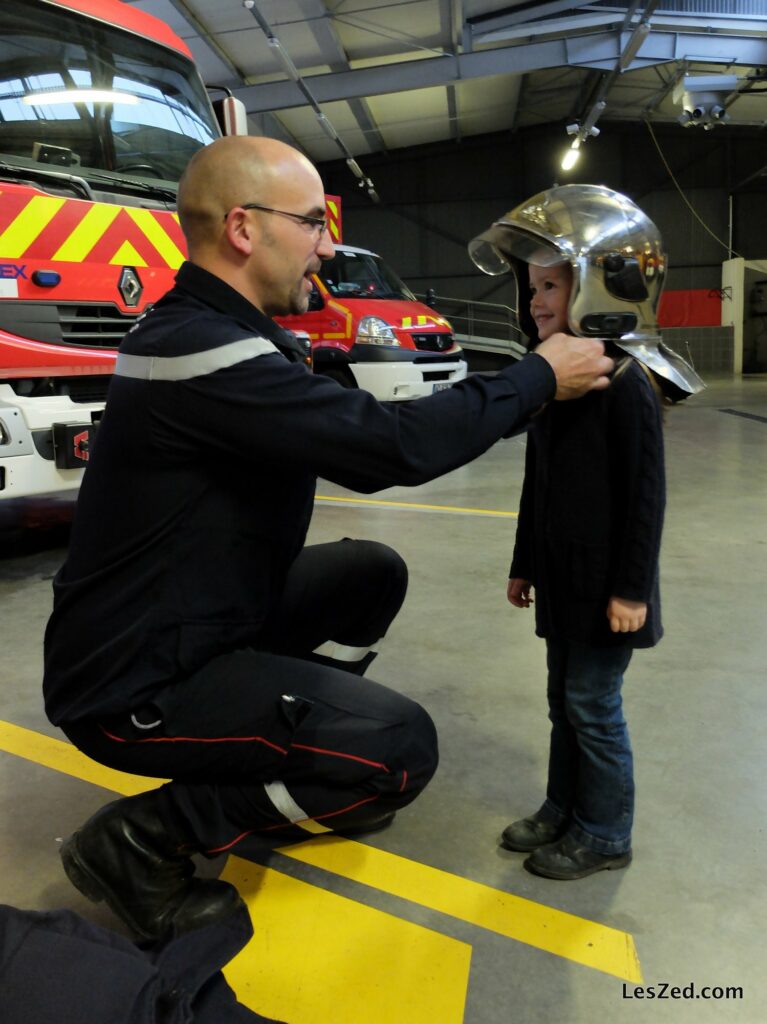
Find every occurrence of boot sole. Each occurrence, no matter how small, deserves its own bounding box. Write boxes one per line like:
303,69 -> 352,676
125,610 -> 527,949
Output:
524,851 -> 632,880
60,833 -> 153,939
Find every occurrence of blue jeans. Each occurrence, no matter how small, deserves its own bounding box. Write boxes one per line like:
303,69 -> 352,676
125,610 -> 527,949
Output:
538,638 -> 634,855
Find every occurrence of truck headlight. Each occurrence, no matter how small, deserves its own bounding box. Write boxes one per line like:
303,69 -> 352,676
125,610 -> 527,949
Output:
356,316 -> 399,346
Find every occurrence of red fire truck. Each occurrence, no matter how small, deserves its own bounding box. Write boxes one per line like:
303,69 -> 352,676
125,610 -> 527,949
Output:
0,0 -> 228,520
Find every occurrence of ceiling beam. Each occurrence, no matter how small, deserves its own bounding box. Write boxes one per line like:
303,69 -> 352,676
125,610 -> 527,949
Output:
296,0 -> 387,152
234,27 -> 767,113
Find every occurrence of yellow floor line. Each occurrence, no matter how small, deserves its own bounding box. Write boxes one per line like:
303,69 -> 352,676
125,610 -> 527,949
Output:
0,720 -> 642,984
221,859 -> 472,1024
0,719 -> 166,796
281,837 -> 642,983
316,494 -> 517,517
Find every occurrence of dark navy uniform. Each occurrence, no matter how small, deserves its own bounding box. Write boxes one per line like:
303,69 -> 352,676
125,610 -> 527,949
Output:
44,261 -> 555,852
0,902 -> 280,1023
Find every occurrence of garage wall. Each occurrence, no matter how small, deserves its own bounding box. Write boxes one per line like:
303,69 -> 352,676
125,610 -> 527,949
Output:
318,122 -> 766,307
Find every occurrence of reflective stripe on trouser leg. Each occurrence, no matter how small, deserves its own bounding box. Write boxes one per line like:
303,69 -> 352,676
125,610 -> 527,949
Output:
312,640 -> 379,663
263,780 -> 332,835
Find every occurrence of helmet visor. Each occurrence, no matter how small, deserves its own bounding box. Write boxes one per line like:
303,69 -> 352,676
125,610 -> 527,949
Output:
469,224 -> 566,276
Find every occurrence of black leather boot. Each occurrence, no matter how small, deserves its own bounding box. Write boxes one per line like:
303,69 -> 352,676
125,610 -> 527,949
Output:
523,833 -> 632,880
501,812 -> 568,852
60,791 -> 244,941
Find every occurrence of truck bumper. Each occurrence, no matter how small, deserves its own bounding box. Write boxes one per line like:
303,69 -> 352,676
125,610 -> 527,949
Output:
0,386 -> 102,500
350,357 -> 467,401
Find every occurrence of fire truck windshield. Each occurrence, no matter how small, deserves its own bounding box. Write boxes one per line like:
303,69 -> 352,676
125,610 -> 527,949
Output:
319,250 -> 417,301
0,0 -> 218,195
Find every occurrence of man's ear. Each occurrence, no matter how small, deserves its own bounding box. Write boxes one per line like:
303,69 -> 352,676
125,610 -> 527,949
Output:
224,209 -> 254,257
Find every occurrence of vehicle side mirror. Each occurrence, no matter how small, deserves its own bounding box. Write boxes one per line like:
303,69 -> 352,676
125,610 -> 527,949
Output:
425,287 -> 437,308
308,286 -> 324,312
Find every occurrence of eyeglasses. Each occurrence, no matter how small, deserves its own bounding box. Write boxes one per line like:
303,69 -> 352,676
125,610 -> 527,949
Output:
225,202 -> 328,236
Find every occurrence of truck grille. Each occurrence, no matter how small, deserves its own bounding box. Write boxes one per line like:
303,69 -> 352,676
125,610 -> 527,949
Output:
59,304 -> 140,348
411,333 -> 453,352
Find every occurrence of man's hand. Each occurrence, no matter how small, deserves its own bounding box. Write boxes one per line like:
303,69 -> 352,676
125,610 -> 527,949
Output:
507,578 -> 533,608
535,333 -> 614,400
607,596 -> 647,633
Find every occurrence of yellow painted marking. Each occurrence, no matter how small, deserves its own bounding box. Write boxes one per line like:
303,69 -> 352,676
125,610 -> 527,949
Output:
321,333 -> 347,340
402,315 -> 412,328
281,837 -> 642,983
110,241 -> 146,267
326,199 -> 338,218
0,720 -> 165,796
316,494 -> 518,518
53,202 -> 120,261
325,299 -> 352,336
125,207 -> 185,268
0,720 -> 643,986
221,858 -> 471,1023
0,195 -> 66,257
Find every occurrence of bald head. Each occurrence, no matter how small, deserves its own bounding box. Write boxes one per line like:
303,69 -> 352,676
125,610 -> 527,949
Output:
177,136 -> 322,257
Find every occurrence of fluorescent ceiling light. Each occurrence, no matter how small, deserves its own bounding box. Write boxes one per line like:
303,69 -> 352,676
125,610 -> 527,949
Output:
23,89 -> 139,105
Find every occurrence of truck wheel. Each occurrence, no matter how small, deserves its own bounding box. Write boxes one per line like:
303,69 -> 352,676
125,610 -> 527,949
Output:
319,367 -> 357,389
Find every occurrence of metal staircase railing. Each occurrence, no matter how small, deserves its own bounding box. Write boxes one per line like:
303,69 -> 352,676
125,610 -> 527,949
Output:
414,293 -> 526,359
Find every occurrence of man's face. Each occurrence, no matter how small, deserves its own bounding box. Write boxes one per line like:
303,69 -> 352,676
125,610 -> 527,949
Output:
528,262 -> 572,341
249,169 -> 335,318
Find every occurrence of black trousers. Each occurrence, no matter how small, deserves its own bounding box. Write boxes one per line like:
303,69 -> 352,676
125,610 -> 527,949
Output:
63,540 -> 438,854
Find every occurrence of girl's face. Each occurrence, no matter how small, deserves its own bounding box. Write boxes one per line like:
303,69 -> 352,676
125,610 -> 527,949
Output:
528,262 -> 573,341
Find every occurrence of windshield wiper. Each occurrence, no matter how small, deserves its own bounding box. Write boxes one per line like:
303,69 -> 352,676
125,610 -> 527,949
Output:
0,161 -> 94,201
82,171 -> 177,203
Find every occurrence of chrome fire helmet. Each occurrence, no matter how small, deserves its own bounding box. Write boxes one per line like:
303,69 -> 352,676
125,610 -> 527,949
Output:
468,183 -> 705,400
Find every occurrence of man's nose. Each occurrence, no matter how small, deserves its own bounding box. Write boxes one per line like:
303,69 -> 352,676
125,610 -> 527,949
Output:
316,228 -> 335,260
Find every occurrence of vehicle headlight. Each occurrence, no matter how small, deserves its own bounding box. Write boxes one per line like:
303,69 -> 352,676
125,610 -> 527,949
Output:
355,316 -> 399,346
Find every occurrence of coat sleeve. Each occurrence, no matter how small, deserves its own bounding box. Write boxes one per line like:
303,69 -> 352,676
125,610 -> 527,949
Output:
509,427 -> 537,582
160,343 -> 556,494
608,364 -> 666,602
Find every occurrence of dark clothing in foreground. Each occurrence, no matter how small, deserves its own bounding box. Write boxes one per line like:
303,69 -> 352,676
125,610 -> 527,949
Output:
43,260 -> 555,849
0,902 -> 280,1024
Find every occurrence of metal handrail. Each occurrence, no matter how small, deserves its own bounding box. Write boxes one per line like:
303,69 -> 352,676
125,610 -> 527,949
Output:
414,292 -> 524,349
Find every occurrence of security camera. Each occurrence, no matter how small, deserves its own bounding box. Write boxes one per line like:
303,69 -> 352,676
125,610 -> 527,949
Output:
672,74 -> 738,130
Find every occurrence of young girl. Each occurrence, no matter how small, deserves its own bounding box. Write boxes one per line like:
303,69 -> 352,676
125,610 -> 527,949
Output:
501,255 -> 666,879
468,184 -> 703,880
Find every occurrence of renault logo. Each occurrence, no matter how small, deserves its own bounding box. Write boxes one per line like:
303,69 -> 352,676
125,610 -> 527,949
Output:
118,267 -> 143,307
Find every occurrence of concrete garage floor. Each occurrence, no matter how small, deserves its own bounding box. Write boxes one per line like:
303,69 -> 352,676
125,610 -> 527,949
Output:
1,374 -> 766,1023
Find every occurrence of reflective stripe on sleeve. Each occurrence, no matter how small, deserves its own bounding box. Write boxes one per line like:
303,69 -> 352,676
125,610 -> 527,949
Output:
263,781 -> 332,834
115,335 -> 277,381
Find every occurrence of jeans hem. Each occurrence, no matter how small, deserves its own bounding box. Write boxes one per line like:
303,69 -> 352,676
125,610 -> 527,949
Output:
569,821 -> 632,855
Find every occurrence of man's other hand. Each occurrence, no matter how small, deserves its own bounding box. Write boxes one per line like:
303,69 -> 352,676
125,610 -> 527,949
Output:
535,334 -> 614,400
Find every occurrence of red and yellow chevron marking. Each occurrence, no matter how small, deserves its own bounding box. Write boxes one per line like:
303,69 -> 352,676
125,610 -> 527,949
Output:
325,298 -> 353,340
401,314 -> 450,329
0,186 -> 185,268
1,185 -> 341,266
325,193 -> 342,244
